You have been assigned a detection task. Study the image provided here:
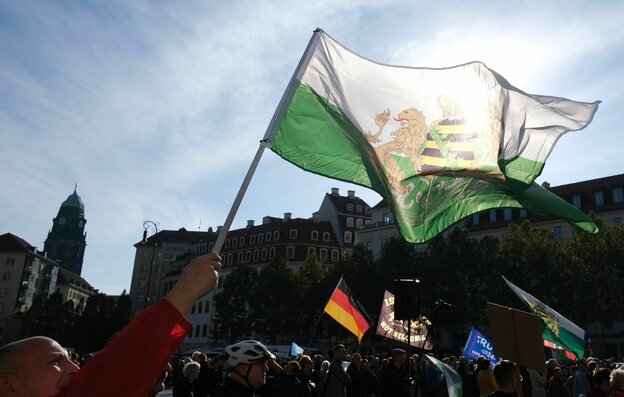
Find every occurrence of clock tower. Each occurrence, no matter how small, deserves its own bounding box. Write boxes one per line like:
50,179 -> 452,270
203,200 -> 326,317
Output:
44,185 -> 87,275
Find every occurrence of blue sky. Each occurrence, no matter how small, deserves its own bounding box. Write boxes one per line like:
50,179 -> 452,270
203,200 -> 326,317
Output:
1,1 -> 623,294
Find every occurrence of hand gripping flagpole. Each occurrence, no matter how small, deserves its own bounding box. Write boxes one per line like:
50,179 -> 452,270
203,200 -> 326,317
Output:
211,29 -> 323,254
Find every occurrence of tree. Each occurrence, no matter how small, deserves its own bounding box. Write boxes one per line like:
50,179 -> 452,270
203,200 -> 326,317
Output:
74,294 -> 117,352
563,217 -> 624,346
212,264 -> 258,341
252,257 -> 297,343
291,253 -> 329,342
20,293 -> 47,338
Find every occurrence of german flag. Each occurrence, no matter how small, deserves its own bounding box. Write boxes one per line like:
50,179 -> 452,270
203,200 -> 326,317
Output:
324,277 -> 371,343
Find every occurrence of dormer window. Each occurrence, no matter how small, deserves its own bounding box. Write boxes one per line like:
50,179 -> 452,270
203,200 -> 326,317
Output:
489,210 -> 497,223
311,231 -> 319,240
572,194 -> 582,208
594,191 -> 604,206
356,205 -> 362,213
289,229 -> 298,239
613,187 -> 624,203
347,203 -> 354,211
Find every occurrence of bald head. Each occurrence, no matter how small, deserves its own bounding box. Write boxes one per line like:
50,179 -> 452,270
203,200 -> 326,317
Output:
0,337 -> 56,372
0,336 -> 79,397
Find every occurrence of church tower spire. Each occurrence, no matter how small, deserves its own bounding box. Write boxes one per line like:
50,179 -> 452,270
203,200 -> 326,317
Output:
44,187 -> 87,275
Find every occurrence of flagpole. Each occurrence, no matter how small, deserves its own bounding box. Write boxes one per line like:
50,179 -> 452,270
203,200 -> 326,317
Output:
309,275 -> 344,348
211,29 -> 322,254
211,142 -> 267,253
307,309 -> 325,347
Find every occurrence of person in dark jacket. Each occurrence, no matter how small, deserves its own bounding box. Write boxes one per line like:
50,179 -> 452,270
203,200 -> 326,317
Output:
380,349 -> 410,397
326,344 -> 351,397
347,353 -> 367,397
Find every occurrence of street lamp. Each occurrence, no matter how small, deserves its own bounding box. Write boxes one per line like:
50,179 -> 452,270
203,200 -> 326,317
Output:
142,220 -> 158,309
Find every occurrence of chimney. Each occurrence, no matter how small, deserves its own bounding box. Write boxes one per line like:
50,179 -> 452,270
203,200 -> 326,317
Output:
263,216 -> 271,225
542,181 -> 551,189
207,226 -> 213,233
246,219 -> 255,228
312,212 -> 320,223
216,225 -> 223,233
283,212 -> 292,221
331,187 -> 340,196
347,190 -> 355,198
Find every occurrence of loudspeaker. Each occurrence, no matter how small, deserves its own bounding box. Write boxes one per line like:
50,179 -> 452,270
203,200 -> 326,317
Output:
393,279 -> 420,321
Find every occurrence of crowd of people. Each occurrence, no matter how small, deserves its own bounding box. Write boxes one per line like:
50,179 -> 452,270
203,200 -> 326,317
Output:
165,341 -> 624,397
1,252 -> 623,397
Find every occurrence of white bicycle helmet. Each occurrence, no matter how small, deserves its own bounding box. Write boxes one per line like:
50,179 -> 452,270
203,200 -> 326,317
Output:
225,340 -> 275,367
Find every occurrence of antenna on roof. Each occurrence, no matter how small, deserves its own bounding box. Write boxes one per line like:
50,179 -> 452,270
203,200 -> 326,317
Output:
198,218 -> 202,231
74,182 -> 78,193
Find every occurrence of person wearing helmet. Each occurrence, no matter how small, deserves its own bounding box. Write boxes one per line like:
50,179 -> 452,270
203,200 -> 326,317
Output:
215,340 -> 276,397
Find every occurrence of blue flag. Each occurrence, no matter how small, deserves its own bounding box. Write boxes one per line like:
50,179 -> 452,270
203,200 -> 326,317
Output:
462,327 -> 499,364
290,342 -> 304,357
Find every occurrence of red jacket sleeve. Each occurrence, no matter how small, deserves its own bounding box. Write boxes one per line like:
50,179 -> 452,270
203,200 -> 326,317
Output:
60,299 -> 191,397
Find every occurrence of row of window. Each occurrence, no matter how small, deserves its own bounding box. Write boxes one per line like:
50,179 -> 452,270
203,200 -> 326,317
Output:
190,300 -> 210,314
221,245 -> 342,265
225,231 -> 280,249
550,216 -> 622,241
346,203 -> 365,213
345,217 -> 366,228
473,189 -> 624,226
223,229 -> 335,249
363,239 -> 389,252
473,208 -> 528,225
575,187 -> 624,208
187,323 -> 209,339
307,247 -> 340,261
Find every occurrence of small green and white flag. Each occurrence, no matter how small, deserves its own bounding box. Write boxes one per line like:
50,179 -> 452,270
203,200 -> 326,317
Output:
425,354 -> 463,397
266,29 -> 599,243
503,276 -> 585,359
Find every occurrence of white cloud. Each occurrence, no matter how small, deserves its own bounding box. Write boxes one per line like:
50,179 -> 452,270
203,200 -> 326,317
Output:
2,0 -> 623,293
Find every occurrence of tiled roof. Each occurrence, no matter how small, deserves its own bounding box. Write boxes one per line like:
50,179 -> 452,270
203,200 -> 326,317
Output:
0,233 -> 35,252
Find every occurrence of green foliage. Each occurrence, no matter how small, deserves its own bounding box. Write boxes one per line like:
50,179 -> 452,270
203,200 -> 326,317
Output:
211,220 -> 623,352
20,291 -> 131,353
212,264 -> 258,340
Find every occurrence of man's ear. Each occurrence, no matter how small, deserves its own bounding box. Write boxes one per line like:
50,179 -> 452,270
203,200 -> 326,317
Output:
0,374 -> 17,396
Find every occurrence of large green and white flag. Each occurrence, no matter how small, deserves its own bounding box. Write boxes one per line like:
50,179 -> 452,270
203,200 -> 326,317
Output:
266,29 -> 600,243
503,276 -> 585,359
425,354 -> 463,397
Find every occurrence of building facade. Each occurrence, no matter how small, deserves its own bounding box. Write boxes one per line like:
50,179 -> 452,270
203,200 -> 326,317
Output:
318,188 -> 372,256
128,188 -> 371,349
55,268 -> 97,310
44,187 -> 87,275
0,233 -> 59,343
